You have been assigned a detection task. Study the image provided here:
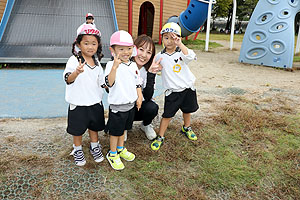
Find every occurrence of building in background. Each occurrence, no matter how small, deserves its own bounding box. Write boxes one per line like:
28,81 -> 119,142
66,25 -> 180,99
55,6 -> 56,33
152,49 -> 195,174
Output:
112,0 -> 194,42
0,0 -> 7,21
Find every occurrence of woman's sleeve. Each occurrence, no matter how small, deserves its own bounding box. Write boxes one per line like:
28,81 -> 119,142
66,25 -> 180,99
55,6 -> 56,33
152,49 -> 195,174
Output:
142,72 -> 156,101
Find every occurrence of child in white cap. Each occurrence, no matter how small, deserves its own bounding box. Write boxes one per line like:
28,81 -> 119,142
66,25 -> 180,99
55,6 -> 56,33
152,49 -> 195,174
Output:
104,30 -> 143,170
63,24 -> 105,166
85,13 -> 95,26
151,22 -> 199,151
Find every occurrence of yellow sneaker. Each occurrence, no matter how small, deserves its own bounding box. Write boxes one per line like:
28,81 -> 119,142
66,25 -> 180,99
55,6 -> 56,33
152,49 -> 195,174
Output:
106,153 -> 124,170
118,148 -> 135,161
151,136 -> 164,151
181,126 -> 197,141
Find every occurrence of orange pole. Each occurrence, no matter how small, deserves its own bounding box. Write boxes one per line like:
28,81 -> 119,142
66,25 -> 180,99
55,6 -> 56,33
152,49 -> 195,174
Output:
128,0 -> 133,34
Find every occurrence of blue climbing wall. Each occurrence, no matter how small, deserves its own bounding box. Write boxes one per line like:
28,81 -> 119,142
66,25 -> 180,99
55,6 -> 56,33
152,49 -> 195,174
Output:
239,0 -> 300,69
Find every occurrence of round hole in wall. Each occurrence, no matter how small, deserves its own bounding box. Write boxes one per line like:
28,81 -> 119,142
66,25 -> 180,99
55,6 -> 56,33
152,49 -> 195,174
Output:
269,22 -> 288,33
250,30 -> 267,43
274,44 -> 281,48
269,40 -> 286,54
288,0 -> 298,7
256,12 -> 274,25
246,47 -> 267,59
276,24 -> 284,30
278,8 -> 291,19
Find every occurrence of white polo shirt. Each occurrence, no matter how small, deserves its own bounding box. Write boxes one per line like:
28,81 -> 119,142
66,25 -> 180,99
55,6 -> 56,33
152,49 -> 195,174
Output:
155,47 -> 196,92
63,55 -> 104,106
104,61 -> 141,105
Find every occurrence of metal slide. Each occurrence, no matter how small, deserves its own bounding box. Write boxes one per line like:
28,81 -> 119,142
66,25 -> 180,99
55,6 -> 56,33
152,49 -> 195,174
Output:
0,0 -> 118,63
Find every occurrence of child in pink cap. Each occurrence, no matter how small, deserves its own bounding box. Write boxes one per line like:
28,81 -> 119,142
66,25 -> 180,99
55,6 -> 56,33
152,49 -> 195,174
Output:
104,30 -> 143,170
63,24 -> 105,166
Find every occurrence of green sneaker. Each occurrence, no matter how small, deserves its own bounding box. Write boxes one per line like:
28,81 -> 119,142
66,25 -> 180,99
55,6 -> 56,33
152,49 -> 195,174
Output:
181,126 -> 197,141
106,153 -> 124,170
118,148 -> 135,161
151,136 -> 164,151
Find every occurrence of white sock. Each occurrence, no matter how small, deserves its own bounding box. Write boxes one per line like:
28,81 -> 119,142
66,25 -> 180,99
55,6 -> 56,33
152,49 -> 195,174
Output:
90,141 -> 99,149
74,145 -> 82,151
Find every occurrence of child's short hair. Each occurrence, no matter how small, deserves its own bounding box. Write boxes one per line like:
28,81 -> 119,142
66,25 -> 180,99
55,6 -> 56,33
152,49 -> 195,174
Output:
160,22 -> 181,37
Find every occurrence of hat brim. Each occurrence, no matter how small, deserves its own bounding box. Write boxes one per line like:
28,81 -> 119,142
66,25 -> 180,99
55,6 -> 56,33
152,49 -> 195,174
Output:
110,45 -> 138,57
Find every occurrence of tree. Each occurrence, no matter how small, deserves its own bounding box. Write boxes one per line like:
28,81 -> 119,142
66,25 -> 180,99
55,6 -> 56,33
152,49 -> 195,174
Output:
211,0 -> 232,30
224,0 -> 259,31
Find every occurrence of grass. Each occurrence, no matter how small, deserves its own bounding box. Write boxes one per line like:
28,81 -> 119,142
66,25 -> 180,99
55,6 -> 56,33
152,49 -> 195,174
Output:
1,96 -> 299,199
193,32 -> 245,42
182,39 -> 223,50
99,97 -> 299,199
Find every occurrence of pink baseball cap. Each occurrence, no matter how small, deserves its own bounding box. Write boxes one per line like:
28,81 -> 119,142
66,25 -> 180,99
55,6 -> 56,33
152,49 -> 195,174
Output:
76,24 -> 101,37
110,30 -> 137,56
74,24 -> 101,55
86,13 -> 94,18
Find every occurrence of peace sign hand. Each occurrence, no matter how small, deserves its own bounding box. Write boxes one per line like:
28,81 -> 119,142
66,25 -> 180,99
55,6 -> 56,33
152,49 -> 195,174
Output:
113,53 -> 122,69
148,56 -> 163,74
76,59 -> 85,75
170,32 -> 182,46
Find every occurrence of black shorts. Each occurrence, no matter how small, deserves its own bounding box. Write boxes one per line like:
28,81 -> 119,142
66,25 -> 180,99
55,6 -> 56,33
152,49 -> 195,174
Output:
162,88 -> 199,118
67,103 -> 105,136
106,107 -> 135,136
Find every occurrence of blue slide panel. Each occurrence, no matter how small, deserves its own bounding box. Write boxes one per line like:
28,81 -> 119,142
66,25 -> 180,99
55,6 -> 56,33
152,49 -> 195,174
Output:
168,0 -> 211,37
0,0 -> 15,41
110,0 -> 119,31
179,0 -> 209,33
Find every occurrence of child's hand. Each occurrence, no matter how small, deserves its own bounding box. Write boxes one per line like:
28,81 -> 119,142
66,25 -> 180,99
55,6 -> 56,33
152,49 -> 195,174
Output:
170,32 -> 182,46
113,53 -> 122,68
136,95 -> 143,111
148,56 -> 163,74
76,59 -> 85,75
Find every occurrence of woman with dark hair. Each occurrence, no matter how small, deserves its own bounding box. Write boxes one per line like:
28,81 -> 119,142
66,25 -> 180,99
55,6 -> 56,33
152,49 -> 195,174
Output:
129,34 -> 162,140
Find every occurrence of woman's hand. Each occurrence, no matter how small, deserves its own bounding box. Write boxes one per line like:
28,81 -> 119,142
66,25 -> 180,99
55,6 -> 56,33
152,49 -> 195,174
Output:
136,95 -> 143,111
148,56 -> 163,74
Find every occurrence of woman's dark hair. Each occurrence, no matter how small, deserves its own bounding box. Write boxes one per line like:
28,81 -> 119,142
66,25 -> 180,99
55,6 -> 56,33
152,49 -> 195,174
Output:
134,34 -> 155,71
72,34 -> 104,65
